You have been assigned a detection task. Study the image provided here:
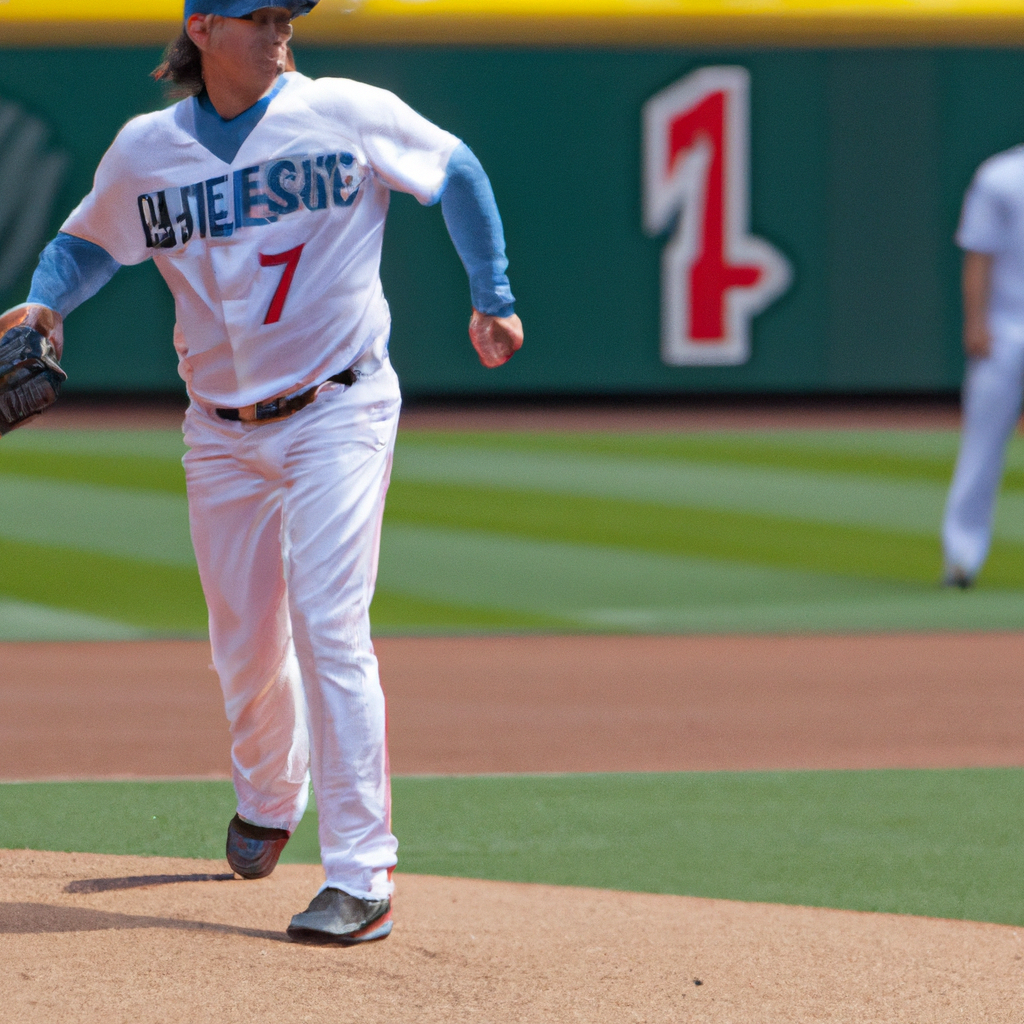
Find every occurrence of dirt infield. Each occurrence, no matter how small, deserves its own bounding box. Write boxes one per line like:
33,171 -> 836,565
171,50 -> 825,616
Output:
3,634 -> 1024,780
3,633 -> 1024,1021
4,848 -> 1024,1024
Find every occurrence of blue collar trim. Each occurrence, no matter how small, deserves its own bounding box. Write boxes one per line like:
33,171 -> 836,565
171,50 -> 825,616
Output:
192,75 -> 288,164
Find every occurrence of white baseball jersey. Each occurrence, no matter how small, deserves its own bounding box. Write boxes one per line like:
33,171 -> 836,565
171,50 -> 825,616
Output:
957,145 -> 1024,333
61,72 -> 460,408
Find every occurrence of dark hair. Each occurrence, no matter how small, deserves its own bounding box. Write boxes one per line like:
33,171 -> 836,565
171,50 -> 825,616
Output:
151,28 -> 297,99
152,28 -> 204,99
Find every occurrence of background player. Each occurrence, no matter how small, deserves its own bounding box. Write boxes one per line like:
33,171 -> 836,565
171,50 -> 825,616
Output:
0,0 -> 522,943
942,145 -> 1024,587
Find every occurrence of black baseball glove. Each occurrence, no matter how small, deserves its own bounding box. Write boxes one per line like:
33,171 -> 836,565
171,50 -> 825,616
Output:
0,324 -> 67,435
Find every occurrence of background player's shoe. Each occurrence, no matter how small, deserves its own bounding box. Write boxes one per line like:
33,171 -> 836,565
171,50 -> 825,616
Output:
226,813 -> 291,879
942,566 -> 975,589
286,888 -> 393,945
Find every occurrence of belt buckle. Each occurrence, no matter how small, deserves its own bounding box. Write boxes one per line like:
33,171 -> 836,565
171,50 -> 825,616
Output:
254,396 -> 285,421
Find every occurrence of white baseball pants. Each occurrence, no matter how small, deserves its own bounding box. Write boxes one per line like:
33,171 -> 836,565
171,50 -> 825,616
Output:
182,361 -> 401,900
943,325 -> 1024,580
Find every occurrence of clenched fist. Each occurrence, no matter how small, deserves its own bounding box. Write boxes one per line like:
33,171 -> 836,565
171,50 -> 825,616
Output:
469,309 -> 523,368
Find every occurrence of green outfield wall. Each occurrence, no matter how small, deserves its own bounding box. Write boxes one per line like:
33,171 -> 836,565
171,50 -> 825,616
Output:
1,45 -> 1023,396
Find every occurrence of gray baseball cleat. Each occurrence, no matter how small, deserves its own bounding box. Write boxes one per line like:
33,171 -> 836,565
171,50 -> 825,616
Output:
226,814 -> 291,879
286,887 -> 393,945
942,566 -> 975,589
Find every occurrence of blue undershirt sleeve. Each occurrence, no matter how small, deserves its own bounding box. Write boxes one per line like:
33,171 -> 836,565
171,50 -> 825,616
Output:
27,232 -> 122,319
437,143 -> 516,318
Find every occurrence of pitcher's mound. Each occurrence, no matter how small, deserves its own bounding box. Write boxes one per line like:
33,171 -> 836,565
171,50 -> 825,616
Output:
1,849 -> 1021,1023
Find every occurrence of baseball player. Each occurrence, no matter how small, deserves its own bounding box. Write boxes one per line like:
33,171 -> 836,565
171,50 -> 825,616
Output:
942,146 -> 1024,588
0,0 -> 522,943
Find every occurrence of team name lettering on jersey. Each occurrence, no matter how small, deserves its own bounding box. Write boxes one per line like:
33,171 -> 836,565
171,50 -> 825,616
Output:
137,150 -> 366,249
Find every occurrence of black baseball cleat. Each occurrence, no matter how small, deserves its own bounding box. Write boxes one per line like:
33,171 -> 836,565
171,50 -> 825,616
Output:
226,813 -> 291,879
286,888 -> 393,945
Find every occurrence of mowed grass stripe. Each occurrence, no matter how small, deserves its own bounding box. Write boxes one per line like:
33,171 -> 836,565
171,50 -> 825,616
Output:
384,480 -> 1024,588
0,475 -> 194,567
9,425 -> 1024,497
0,429 -> 187,459
3,426 -> 1022,635
394,444 -> 964,538
4,427 -> 1017,526
402,429 -> 1024,496
400,430 -> 968,487
4,440 -> 983,587
0,450 -> 187,495
369,588 -> 574,631
0,428 -> 963,494
1,441 -> 960,539
0,537 -> 207,633
377,523 -> 921,617
0,598 -> 151,640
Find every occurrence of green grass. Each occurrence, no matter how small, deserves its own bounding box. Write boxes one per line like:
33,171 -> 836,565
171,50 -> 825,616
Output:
0,536 -> 207,633
399,429 -> 995,489
0,781 -> 238,859
4,770 -> 1024,925
3,426 -> 1024,636
369,589 -> 575,631
398,429 -> 969,486
384,480 -> 965,585
0,449 -> 187,495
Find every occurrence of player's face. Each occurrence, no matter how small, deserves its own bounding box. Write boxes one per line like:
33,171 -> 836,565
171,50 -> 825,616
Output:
191,7 -> 294,84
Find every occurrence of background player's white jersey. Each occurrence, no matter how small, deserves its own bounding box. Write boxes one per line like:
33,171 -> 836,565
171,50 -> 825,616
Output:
61,72 -> 460,408
957,145 -> 1024,337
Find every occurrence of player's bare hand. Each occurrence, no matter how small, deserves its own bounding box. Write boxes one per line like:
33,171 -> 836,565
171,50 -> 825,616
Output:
963,320 -> 991,360
961,251 -> 992,360
0,304 -> 64,360
469,309 -> 523,368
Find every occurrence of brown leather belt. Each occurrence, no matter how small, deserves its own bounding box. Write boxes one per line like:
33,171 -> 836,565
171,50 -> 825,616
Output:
215,367 -> 357,423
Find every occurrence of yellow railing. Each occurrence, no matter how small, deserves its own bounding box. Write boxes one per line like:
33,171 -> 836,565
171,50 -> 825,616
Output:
2,0 -> 1024,47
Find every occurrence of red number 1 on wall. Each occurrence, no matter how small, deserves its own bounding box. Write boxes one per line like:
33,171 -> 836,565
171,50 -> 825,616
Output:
643,66 -> 791,366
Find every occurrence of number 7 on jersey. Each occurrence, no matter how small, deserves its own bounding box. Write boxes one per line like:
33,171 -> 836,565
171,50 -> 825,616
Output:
259,244 -> 305,325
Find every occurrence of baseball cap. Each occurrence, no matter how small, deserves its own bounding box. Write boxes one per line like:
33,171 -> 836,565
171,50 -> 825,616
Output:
184,0 -> 319,18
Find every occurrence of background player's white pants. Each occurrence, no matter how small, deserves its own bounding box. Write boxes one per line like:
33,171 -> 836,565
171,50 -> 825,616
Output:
183,362 -> 402,900
943,327 -> 1024,579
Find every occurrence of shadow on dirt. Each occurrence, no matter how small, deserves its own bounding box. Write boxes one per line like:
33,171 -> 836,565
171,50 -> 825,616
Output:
64,873 -> 234,894
0,901 -> 286,941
